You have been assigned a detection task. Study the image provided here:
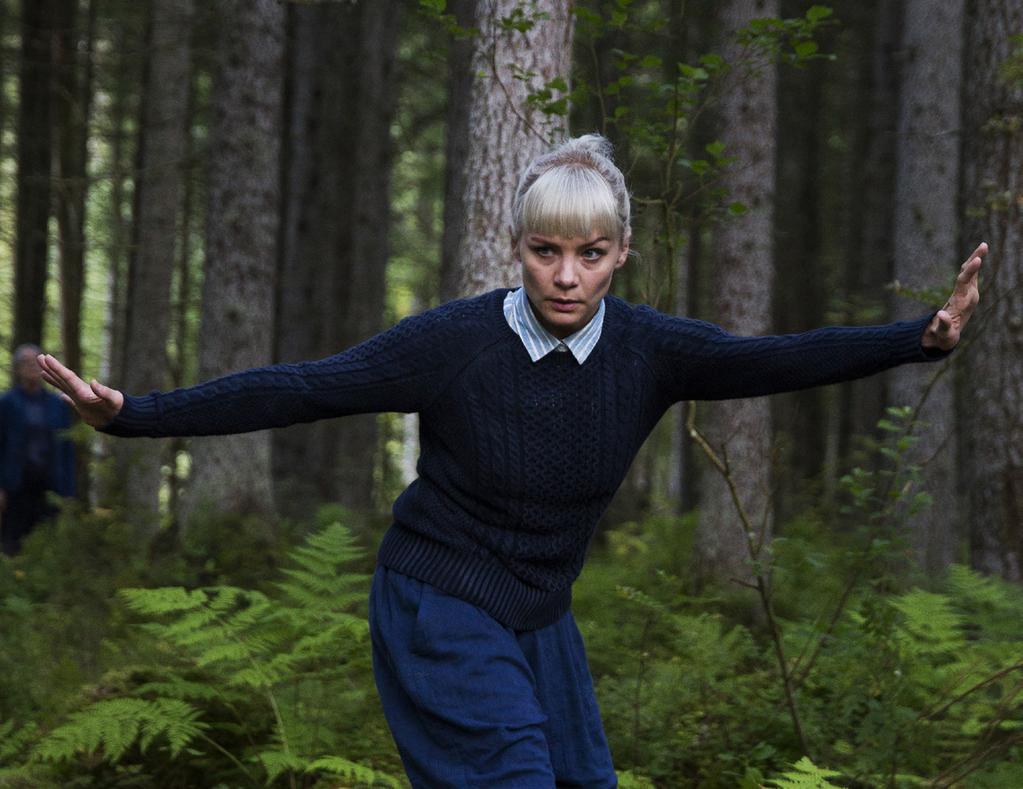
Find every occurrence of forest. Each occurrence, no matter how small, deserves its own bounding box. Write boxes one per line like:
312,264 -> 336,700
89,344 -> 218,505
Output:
0,0 -> 1021,786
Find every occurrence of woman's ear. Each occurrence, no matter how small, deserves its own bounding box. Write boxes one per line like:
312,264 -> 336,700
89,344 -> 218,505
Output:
616,238 -> 630,268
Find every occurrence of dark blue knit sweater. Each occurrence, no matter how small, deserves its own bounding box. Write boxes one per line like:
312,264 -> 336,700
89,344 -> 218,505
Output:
99,288 -> 947,629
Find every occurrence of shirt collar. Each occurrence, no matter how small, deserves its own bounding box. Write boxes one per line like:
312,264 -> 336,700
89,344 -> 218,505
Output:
503,287 -> 605,364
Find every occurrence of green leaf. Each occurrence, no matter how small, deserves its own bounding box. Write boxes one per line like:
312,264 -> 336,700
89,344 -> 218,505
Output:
705,140 -> 726,157
794,40 -> 819,57
727,201 -> 748,216
805,5 -> 833,22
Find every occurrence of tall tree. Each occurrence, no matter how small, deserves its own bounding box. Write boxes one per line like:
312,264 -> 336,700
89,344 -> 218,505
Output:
13,0 -> 57,347
54,0 -> 97,503
694,0 -> 778,585
54,0 -> 96,376
443,0 -> 575,298
836,0 -> 902,468
183,0 -> 283,523
273,0 -> 402,518
100,1 -> 143,391
772,0 -> 828,521
959,0 -> 1023,581
889,0 -> 965,576
114,0 -> 193,534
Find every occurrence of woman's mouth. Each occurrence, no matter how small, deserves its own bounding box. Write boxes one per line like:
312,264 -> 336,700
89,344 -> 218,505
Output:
550,298 -> 579,312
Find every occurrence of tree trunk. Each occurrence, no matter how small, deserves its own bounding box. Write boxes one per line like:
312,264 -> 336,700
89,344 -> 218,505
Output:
54,0 -> 96,504
448,0 -> 575,297
273,0 -> 401,519
14,0 -> 56,347
101,9 -> 137,391
438,0 -> 477,303
837,0 -> 901,466
183,0 -> 282,526
694,0 -> 778,587
114,0 -> 193,536
772,0 -> 827,522
959,0 -> 1023,581
889,0 -> 965,577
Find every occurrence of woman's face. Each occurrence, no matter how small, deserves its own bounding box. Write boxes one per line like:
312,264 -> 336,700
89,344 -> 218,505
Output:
516,229 -> 628,339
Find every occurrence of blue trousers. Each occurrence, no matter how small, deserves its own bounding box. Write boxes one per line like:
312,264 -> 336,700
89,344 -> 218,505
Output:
369,566 -> 617,788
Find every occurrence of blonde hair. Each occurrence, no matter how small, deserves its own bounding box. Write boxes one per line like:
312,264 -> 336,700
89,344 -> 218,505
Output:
512,134 -> 631,244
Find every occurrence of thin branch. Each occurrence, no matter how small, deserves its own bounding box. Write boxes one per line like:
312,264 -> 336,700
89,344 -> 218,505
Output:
686,401 -> 811,758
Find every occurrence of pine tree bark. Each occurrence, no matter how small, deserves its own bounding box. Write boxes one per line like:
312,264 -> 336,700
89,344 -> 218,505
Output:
889,0 -> 964,576
54,0 -> 96,504
772,1 -> 827,521
114,0 -> 193,535
14,0 -> 56,347
837,0 -> 902,466
183,0 -> 282,525
446,0 -> 575,297
273,0 -> 401,518
101,7 -> 138,391
439,0 -> 477,302
960,0 -> 1023,581
54,0 -> 95,375
694,0 -> 778,586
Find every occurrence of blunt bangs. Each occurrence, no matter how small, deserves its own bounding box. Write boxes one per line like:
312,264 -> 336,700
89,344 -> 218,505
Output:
520,165 -> 623,242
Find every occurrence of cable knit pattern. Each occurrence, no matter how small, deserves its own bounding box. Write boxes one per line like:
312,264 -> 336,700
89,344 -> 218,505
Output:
98,288 -> 948,629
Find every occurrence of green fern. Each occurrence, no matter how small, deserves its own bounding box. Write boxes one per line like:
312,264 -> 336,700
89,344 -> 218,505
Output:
304,755 -> 403,787
33,698 -> 205,763
25,521 -> 402,784
892,589 -> 965,656
767,756 -> 843,787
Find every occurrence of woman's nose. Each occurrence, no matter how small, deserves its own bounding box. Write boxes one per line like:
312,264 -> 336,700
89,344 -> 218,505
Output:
553,257 -> 579,287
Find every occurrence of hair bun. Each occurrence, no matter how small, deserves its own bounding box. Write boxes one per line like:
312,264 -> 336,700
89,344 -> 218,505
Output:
572,133 -> 615,162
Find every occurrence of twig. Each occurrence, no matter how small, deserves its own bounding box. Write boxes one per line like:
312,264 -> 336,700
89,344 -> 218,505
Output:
686,402 -> 811,757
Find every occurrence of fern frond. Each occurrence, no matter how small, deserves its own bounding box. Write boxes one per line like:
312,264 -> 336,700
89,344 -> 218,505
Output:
118,587 -> 208,616
133,679 -> 224,701
305,755 -> 403,787
947,564 -> 1022,612
33,698 -> 205,763
767,756 -> 843,787
0,719 -> 38,763
256,749 -> 305,783
892,590 -> 965,656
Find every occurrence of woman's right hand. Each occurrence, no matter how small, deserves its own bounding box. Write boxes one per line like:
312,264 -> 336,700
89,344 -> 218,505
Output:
36,354 -> 124,428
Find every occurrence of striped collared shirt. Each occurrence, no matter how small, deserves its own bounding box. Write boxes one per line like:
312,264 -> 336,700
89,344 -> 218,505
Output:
502,286 -> 605,364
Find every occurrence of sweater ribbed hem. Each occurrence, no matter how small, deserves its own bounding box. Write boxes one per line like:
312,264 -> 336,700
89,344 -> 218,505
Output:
377,525 -> 572,631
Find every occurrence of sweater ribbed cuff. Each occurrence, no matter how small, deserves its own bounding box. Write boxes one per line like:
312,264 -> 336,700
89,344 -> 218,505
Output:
889,312 -> 955,364
95,392 -> 162,437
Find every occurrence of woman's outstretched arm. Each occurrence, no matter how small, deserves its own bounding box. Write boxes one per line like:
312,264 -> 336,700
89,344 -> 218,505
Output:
641,243 -> 986,403
35,295 -> 498,438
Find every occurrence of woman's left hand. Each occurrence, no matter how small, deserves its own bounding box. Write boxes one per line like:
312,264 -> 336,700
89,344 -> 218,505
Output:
921,242 -> 986,351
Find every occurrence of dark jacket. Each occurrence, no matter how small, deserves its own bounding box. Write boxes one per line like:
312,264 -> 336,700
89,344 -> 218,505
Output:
0,385 -> 76,496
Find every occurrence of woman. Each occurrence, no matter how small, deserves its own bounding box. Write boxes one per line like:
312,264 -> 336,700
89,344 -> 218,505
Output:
39,135 -> 983,787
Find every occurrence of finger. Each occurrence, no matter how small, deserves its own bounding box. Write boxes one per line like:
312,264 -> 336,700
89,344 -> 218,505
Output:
90,379 -> 121,407
935,310 -> 953,334
38,354 -> 92,399
38,357 -> 77,399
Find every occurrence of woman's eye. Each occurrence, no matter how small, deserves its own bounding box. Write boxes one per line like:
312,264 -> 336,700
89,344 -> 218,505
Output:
532,246 -> 553,256
583,248 -> 605,260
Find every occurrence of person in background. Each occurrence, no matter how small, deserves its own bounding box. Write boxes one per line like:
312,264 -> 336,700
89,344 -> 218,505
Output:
0,344 -> 77,556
